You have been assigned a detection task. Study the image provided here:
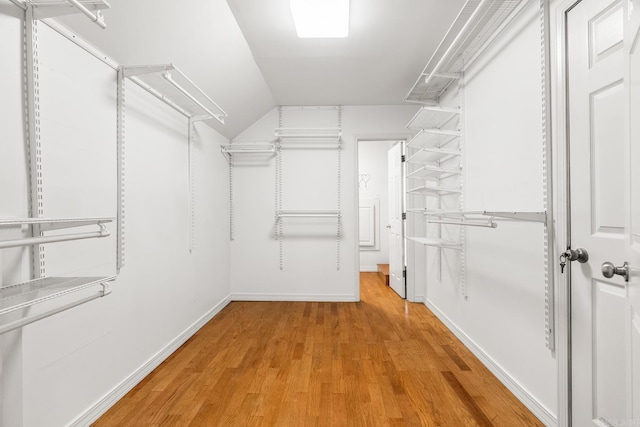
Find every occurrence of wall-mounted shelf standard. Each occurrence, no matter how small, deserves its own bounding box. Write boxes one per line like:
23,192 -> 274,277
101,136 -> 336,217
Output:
11,0 -> 111,28
0,276 -> 114,335
121,64 -> 227,125
405,0 -> 527,104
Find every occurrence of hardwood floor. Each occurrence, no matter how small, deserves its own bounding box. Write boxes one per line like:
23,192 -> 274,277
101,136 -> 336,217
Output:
94,273 -> 544,426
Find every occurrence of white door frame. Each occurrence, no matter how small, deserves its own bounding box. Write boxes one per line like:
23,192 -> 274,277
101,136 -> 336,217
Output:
353,135 -> 412,300
549,1 -> 601,425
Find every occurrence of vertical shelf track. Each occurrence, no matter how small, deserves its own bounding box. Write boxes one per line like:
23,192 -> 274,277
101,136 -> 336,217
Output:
116,67 -> 125,272
25,5 -> 45,279
540,0 -> 554,351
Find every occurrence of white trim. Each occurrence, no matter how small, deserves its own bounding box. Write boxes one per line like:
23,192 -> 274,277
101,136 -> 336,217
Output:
424,299 -> 558,427
549,1 -> 578,426
231,293 -> 358,302
359,265 -> 378,272
70,296 -> 232,427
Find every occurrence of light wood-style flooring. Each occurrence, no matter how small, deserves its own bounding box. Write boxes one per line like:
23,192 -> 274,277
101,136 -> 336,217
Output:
94,273 -> 544,426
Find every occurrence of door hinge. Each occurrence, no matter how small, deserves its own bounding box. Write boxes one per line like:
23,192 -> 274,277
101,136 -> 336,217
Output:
402,269 -> 406,278
402,212 -> 407,220
401,154 -> 406,162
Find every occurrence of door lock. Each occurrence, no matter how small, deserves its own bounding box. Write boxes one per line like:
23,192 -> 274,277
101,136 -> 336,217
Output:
601,261 -> 629,282
559,248 -> 589,273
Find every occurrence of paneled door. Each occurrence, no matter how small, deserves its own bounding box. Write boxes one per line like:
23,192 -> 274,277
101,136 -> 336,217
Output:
567,0 -> 639,424
388,142 -> 405,298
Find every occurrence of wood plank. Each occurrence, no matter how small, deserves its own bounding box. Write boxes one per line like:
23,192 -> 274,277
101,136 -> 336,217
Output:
93,273 -> 544,426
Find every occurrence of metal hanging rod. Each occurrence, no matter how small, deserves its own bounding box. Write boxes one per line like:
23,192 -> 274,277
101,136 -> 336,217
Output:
122,64 -> 227,124
424,210 -> 546,223
0,276 -> 114,335
0,217 -> 114,231
427,218 -> 498,228
221,144 -> 275,154
276,210 -> 341,218
0,227 -> 110,250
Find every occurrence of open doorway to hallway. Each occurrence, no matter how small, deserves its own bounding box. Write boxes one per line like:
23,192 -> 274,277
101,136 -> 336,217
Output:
357,140 -> 405,299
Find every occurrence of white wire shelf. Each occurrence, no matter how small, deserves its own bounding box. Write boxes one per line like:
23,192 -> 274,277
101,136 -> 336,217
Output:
407,164 -> 461,180
221,143 -> 275,154
405,0 -> 527,104
407,128 -> 460,149
15,0 -> 111,28
407,185 -> 462,196
406,147 -> 461,163
406,106 -> 461,130
0,276 -> 114,335
274,128 -> 342,147
122,64 -> 227,124
407,237 -> 462,250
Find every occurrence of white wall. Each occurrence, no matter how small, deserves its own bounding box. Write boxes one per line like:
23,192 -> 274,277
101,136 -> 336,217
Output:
230,106 -> 415,301
408,2 -> 557,424
358,140 -> 396,271
0,8 -> 231,426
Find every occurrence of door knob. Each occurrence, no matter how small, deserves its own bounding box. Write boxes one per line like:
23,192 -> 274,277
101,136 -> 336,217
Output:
386,225 -> 392,229
601,261 -> 629,282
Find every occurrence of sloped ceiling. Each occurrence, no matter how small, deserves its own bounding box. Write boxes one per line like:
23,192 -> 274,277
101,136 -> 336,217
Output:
226,0 -> 465,106
57,0 -> 275,139
56,0 -> 465,139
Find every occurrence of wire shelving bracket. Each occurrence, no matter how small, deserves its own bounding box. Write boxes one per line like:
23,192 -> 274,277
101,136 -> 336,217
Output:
405,0 -> 528,104
14,0 -> 112,28
121,64 -> 227,125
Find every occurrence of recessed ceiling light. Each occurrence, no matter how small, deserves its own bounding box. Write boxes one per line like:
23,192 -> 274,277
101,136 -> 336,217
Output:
290,0 -> 349,38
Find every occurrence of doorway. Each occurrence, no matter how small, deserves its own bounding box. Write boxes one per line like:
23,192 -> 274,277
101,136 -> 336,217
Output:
357,140 -> 406,299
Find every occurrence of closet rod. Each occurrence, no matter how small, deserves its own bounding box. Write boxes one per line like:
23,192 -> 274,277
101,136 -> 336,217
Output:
0,229 -> 109,250
422,0 -> 490,87
427,219 -> 497,228
128,76 -> 192,119
64,0 -> 107,28
0,284 -> 110,336
163,71 -> 226,124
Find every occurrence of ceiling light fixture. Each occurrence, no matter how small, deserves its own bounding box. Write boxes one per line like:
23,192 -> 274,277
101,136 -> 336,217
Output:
290,0 -> 350,38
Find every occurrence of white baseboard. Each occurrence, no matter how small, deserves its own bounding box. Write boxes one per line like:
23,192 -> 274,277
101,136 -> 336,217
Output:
423,299 -> 557,427
231,293 -> 358,302
71,296 -> 232,427
359,266 -> 378,272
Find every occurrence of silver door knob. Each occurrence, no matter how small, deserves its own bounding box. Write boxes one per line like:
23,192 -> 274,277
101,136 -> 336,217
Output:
601,261 -> 629,282
386,225 -> 391,229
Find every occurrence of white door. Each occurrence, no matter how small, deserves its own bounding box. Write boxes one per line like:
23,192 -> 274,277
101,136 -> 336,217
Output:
388,142 -> 404,298
625,0 -> 640,421
567,0 -> 639,424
